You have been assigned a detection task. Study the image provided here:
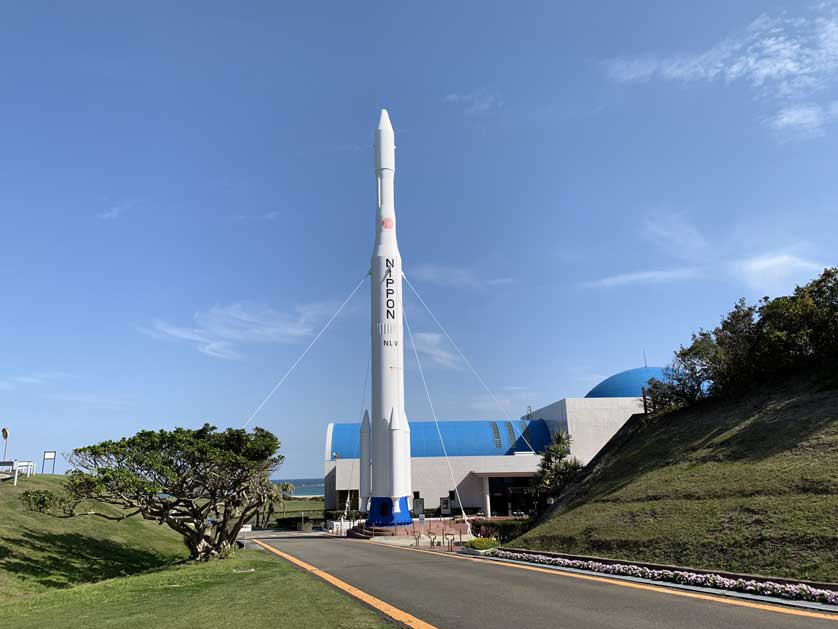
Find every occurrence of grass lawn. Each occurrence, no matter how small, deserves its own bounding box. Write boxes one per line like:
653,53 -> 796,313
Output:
0,475 -> 187,600
282,498 -> 324,514
1,476 -> 390,627
0,551 -> 392,628
516,376 -> 838,582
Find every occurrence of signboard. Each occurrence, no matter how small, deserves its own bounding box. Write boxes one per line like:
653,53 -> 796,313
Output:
440,497 -> 451,516
412,497 -> 424,517
240,524 -> 253,533
42,450 -> 57,474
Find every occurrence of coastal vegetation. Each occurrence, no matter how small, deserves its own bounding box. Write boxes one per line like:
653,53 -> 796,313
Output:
516,269 -> 838,582
22,424 -> 281,561
646,267 -> 838,412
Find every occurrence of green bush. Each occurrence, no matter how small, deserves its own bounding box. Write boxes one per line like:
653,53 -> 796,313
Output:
470,518 -> 531,543
465,538 -> 500,550
275,514 -> 324,530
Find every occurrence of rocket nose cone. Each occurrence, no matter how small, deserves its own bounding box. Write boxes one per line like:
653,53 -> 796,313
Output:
377,109 -> 393,132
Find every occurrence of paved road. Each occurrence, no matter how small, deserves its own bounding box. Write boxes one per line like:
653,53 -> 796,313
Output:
258,534 -> 836,629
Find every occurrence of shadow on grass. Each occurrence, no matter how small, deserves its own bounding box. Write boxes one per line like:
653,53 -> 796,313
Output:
0,528 -> 182,590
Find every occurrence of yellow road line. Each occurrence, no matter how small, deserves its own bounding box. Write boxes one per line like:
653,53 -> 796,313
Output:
365,541 -> 838,622
253,539 -> 436,629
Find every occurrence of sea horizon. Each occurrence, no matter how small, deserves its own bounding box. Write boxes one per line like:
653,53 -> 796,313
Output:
273,477 -> 324,497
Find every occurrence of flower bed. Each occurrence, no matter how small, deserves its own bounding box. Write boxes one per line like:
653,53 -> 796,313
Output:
494,550 -> 838,606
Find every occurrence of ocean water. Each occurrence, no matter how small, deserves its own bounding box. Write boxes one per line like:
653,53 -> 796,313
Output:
274,477 -> 324,497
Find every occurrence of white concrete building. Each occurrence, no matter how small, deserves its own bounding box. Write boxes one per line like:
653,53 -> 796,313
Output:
323,367 -> 662,515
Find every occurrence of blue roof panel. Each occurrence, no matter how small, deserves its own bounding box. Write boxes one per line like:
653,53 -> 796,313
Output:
328,419 -> 553,461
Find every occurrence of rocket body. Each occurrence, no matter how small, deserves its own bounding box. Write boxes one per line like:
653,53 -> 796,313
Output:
366,110 -> 412,526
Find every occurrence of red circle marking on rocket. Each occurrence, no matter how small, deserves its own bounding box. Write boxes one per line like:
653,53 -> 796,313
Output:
381,217 -> 394,230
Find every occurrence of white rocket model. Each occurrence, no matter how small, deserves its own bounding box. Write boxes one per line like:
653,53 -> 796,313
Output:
360,109 -> 412,525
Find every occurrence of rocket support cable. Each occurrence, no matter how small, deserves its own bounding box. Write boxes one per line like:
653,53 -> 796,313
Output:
403,300 -> 471,536
403,275 -> 536,454
242,275 -> 369,429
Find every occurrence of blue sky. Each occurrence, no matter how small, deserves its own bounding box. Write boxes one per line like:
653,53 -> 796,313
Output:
1,1 -> 836,477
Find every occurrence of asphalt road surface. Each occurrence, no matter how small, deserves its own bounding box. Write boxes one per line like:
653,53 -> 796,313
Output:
258,534 -> 836,629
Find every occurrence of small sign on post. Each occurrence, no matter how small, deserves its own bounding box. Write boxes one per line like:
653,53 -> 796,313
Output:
42,451 -> 56,474
240,523 -> 253,550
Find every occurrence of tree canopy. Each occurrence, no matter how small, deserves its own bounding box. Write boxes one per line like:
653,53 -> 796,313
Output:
531,432 -> 582,515
25,424 -> 282,561
647,267 -> 838,413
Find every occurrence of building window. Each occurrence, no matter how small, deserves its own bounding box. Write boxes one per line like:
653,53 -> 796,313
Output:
491,422 -> 501,448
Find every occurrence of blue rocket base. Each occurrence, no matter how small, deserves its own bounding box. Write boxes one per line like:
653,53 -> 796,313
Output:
366,497 -> 413,526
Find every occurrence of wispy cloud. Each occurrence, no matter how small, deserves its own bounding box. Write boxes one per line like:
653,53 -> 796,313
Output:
443,89 -> 504,116
54,393 -> 132,410
732,252 -> 823,295
0,372 -> 66,391
642,213 -> 710,261
411,264 -> 513,289
143,301 -> 338,359
605,6 -> 838,135
98,200 -> 135,220
585,268 -> 699,288
468,385 -> 535,416
412,332 -> 461,369
767,103 -> 827,135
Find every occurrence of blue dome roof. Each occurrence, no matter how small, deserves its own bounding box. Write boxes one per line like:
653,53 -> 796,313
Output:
585,367 -> 664,398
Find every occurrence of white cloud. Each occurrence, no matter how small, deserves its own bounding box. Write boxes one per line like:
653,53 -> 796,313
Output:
607,11 -> 838,94
733,253 -> 823,295
767,103 -> 827,136
98,200 -> 135,220
412,332 -> 461,369
144,301 -> 338,359
411,264 -> 513,289
605,6 -> 838,134
443,90 -> 504,116
585,268 -> 699,288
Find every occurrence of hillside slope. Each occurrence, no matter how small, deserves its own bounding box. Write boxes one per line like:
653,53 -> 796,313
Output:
0,475 -> 188,600
515,375 -> 838,582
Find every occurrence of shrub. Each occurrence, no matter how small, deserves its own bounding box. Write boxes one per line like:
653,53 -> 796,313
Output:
465,538 -> 500,550
470,518 -> 531,543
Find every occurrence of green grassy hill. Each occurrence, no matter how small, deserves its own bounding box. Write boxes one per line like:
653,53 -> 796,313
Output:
515,374 -> 838,582
0,475 -> 188,600
0,475 -> 388,628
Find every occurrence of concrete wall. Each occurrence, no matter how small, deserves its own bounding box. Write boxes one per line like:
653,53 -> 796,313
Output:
527,397 -> 643,464
324,453 -> 540,510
